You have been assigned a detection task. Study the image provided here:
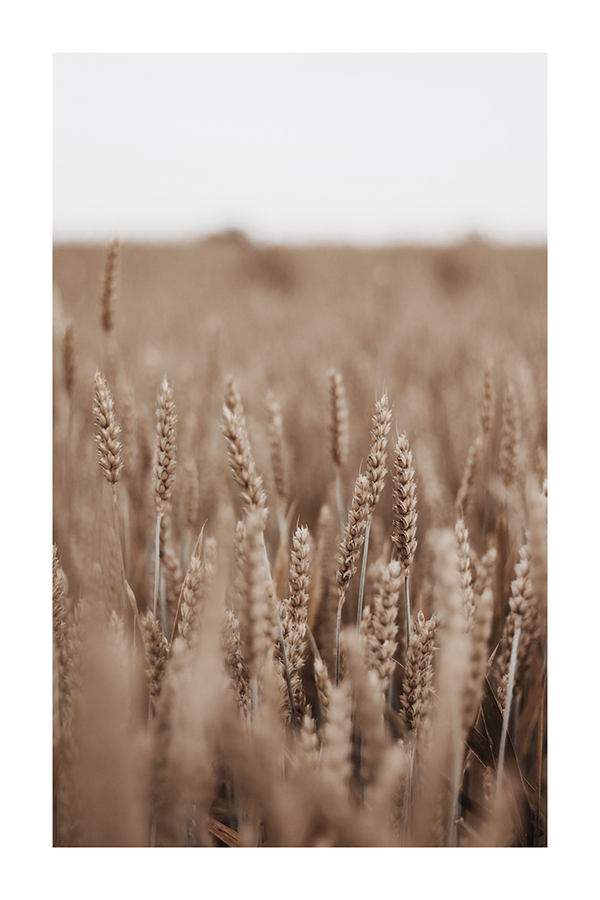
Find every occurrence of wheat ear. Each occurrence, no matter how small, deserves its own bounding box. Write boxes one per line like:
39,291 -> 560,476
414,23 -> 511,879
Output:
279,525 -> 311,722
357,392 -> 392,629
265,390 -> 289,535
456,433 -> 483,520
62,321 -> 75,484
499,381 -> 520,506
455,517 -> 475,631
480,358 -> 495,533
392,432 -> 418,649
222,396 -> 267,522
222,607 -> 252,715
328,368 -> 349,531
141,609 -> 169,716
335,473 -> 370,684
99,238 -> 119,383
496,540 -> 537,714
93,371 -> 128,618
481,358 -> 495,441
152,378 -> 177,622
100,238 -> 119,333
363,558 -> 402,696
400,610 -> 438,740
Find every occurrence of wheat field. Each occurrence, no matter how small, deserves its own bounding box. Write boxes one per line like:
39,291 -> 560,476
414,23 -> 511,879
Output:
52,234 -> 547,847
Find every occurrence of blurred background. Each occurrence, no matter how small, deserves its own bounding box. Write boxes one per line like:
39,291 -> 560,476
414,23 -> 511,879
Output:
53,53 -> 546,246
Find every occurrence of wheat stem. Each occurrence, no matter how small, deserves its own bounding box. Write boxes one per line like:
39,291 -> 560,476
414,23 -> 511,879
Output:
496,624 -> 520,799
404,575 -> 411,650
356,519 -> 371,631
111,487 -> 128,619
153,513 -> 161,619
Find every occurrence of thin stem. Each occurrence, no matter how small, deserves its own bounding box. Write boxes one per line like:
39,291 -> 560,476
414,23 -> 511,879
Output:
404,574 -> 411,651
335,590 -> 346,686
356,520 -> 371,631
497,625 -> 521,800
482,443 -> 490,542
111,486 -> 128,620
534,642 -> 547,844
386,674 -> 395,711
400,745 -> 416,845
445,726 -> 464,847
153,513 -> 162,618
122,489 -> 130,580
335,471 -> 345,535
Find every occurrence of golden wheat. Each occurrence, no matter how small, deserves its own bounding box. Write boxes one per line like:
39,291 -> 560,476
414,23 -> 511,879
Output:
52,237 -> 547,847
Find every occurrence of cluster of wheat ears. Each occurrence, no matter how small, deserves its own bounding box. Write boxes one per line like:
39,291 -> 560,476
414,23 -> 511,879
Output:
53,239 -> 547,847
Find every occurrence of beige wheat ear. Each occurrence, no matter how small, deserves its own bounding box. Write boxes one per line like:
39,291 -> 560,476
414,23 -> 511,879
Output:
141,610 -> 169,716
400,610 -> 438,740
455,516 -> 475,631
265,389 -> 289,533
362,557 -> 402,697
100,238 -> 119,335
481,358 -> 495,441
328,367 -> 350,530
278,524 -> 311,723
221,378 -> 267,523
93,371 -> 128,619
357,391 -> 393,629
456,433 -> 483,520
392,432 -> 418,649
152,377 -> 177,623
94,370 -> 123,487
335,473 -> 370,685
99,238 -> 120,384
62,321 -> 75,400
61,320 -> 76,490
499,381 -> 520,494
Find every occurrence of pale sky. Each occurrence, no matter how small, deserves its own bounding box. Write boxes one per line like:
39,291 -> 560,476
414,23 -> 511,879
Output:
54,53 -> 546,244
